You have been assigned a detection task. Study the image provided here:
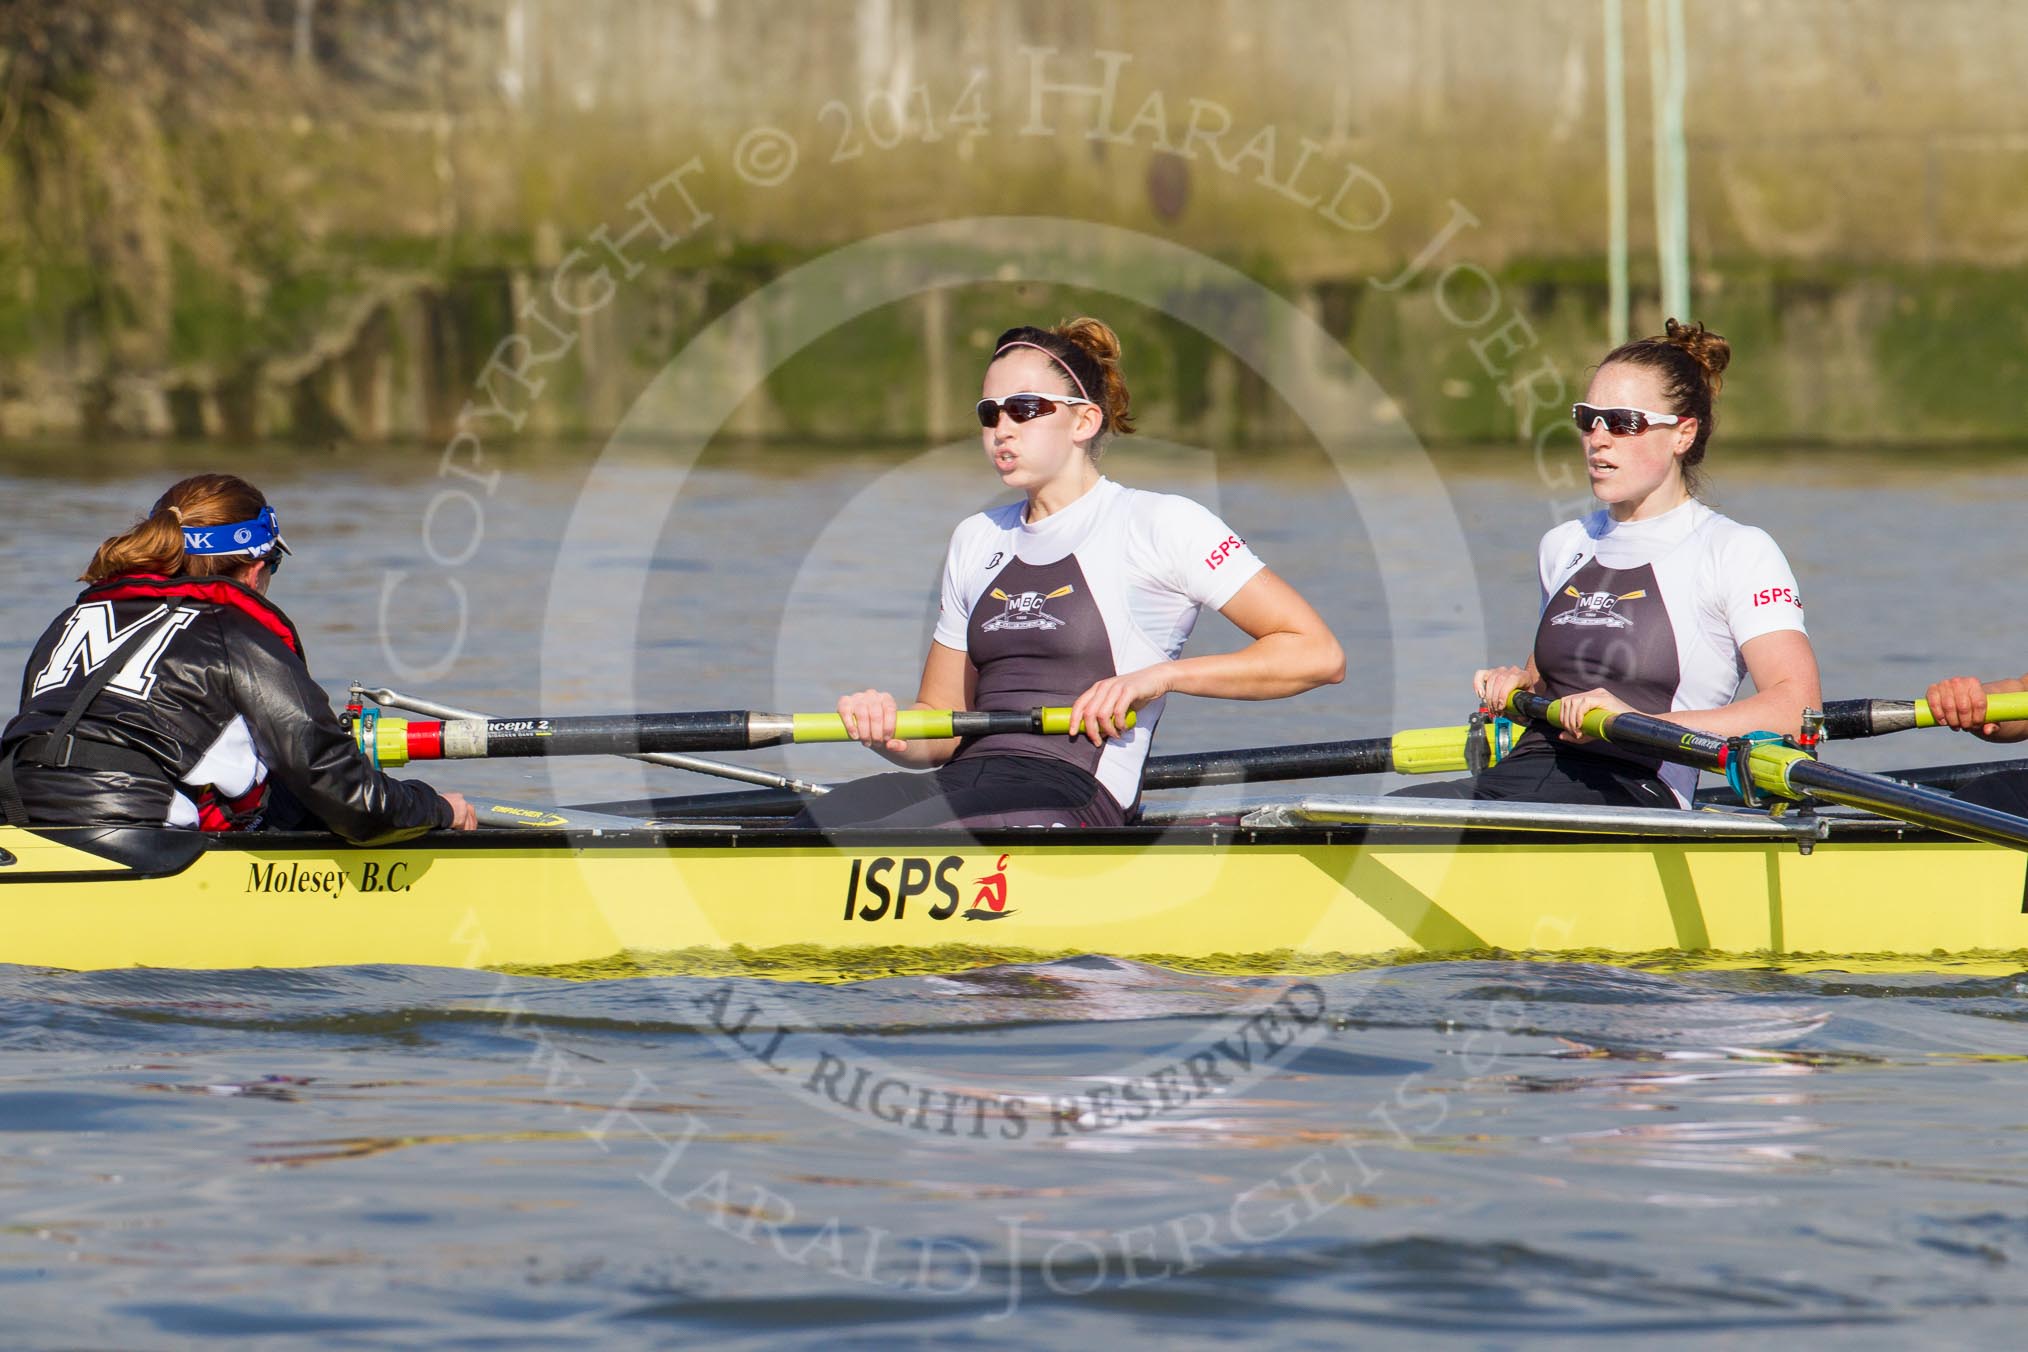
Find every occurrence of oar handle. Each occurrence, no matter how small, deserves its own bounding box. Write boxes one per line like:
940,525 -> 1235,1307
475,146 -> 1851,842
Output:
1509,691 -> 1841,805
355,706 -> 1131,766
1507,691 -> 1618,742
783,707 -> 1132,743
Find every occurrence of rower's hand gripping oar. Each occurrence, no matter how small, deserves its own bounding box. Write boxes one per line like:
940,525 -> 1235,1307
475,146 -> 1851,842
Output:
1507,691 -> 2028,851
351,705 -> 1132,767
1822,692 -> 2028,739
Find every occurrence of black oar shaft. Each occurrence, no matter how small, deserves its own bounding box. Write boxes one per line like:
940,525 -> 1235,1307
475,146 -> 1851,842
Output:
1783,758 -> 2028,849
460,709 -> 1053,757
573,730 -> 1462,814
1851,760 -> 2027,794
1511,692 -> 2028,851
1142,737 -> 1396,790
1821,699 -> 1917,739
1507,693 -> 1731,769
464,712 -> 757,758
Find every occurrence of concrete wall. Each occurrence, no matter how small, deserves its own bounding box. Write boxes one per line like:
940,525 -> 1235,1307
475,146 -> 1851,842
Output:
2,0 -> 2026,443
397,0 -> 2028,271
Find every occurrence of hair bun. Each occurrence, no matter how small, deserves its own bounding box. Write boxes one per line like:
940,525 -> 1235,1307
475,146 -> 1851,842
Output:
1056,316 -> 1122,367
1054,316 -> 1136,437
1663,318 -> 1731,391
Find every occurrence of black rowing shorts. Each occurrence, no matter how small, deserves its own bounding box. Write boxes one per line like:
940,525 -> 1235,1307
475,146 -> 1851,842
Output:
1391,740 -> 1677,810
793,753 -> 1126,830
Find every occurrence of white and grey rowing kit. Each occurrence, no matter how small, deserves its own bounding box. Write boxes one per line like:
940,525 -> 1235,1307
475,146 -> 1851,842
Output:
1519,499 -> 1808,804
937,476 -> 1265,808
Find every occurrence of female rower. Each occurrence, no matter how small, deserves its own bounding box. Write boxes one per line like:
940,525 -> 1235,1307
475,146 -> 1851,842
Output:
1428,320 -> 1820,807
0,473 -> 475,841
1919,673 -> 2028,813
800,317 -> 1344,829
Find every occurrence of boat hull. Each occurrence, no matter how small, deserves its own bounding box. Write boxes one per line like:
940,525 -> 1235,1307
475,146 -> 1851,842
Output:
6,810 -> 2027,976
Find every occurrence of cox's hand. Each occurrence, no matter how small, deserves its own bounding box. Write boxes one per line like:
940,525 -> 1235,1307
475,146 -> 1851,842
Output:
1552,687 -> 1633,743
441,792 -> 478,831
1472,665 -> 1535,715
1925,676 -> 1996,737
837,689 -> 906,751
1068,666 -> 1173,746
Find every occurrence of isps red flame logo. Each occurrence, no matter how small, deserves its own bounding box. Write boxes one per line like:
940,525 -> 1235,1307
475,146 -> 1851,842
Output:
964,854 -> 1013,921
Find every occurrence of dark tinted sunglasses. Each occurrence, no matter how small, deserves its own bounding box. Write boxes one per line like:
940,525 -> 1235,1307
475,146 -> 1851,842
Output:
1572,403 -> 1684,436
976,392 -> 1098,428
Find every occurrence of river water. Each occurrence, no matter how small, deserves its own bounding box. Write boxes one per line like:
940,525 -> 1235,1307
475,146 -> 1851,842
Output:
3,440 -> 2026,1345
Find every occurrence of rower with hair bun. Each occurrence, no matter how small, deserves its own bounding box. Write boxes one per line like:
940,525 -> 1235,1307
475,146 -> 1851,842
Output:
1430,319 -> 1823,807
0,473 -> 475,840
803,317 -> 1345,829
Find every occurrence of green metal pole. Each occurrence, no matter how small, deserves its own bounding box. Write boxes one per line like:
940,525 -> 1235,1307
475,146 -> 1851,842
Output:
1604,0 -> 1630,345
1649,0 -> 1691,322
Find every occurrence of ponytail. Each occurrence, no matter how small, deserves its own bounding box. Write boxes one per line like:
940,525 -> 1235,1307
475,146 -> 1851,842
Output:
82,474 -> 271,583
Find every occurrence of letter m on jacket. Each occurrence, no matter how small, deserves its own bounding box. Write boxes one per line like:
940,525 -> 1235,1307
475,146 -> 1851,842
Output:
32,602 -> 199,702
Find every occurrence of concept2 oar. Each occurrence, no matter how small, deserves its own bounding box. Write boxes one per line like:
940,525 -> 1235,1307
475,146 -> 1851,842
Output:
564,719 -> 1519,819
353,707 -> 1131,767
1507,692 -> 2028,851
354,685 -> 827,793
1822,692 -> 2028,739
1142,720 -> 1513,790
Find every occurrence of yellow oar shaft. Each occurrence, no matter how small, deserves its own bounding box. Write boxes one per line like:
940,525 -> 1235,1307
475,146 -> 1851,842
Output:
1913,691 -> 2028,728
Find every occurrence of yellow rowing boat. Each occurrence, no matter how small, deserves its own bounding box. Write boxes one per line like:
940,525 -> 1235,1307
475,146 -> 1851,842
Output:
5,795 -> 2025,977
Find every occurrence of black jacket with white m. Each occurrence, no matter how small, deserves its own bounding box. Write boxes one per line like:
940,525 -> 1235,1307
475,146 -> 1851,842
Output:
0,574 -> 453,843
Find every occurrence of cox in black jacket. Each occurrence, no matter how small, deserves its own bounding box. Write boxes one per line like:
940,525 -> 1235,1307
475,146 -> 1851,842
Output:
1,573 -> 456,844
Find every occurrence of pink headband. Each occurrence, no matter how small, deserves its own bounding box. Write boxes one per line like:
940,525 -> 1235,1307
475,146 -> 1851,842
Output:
993,341 -> 1092,404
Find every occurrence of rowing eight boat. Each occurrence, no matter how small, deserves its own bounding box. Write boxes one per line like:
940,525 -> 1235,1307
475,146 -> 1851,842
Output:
6,791 -> 2026,977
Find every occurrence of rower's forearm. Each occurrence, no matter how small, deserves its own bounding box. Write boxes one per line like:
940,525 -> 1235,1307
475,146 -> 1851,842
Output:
1655,685 -> 1817,740
873,737 -> 960,768
1164,633 -> 1346,701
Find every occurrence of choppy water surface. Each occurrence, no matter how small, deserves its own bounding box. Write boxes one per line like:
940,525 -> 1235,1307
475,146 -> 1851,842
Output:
4,442 -> 2028,1345
5,962 -> 2027,1344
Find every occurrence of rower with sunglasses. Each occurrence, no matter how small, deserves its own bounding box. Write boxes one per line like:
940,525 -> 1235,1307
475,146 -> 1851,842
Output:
0,472 -> 475,838
1431,320 -> 1821,807
801,317 -> 1344,829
